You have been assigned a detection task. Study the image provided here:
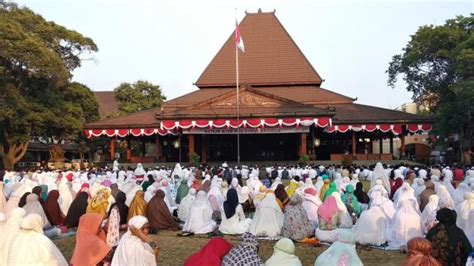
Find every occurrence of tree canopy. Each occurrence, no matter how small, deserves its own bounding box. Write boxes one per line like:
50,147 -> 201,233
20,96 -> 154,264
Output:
0,2 -> 98,168
113,80 -> 166,115
387,14 -> 474,162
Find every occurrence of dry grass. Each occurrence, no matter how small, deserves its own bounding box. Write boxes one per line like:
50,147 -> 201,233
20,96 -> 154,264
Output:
54,230 -> 405,266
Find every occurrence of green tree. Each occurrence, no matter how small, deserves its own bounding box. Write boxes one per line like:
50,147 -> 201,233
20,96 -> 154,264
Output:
113,80 -> 166,115
387,14 -> 474,162
0,2 -> 98,168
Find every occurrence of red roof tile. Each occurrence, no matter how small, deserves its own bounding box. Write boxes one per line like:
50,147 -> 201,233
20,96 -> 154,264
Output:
94,91 -> 119,119
195,12 -> 322,88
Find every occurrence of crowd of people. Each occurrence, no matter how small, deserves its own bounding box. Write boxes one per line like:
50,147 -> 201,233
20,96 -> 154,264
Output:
0,161 -> 473,265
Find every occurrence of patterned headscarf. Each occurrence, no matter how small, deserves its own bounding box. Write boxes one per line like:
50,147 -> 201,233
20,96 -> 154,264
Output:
222,232 -> 263,266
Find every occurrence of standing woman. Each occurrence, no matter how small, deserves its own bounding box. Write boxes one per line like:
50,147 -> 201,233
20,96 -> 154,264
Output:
70,213 -> 111,266
111,216 -> 157,266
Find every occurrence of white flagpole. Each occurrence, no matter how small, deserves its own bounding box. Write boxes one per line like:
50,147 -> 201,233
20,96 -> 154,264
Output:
235,9 -> 240,166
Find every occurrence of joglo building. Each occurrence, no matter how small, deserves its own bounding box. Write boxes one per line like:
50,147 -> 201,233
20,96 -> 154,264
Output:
85,10 -> 432,164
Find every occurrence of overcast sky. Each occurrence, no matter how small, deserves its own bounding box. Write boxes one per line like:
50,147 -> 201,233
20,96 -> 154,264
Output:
16,0 -> 471,109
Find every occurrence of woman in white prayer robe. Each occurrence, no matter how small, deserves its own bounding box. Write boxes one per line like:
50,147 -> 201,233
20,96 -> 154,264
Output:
0,208 -> 25,265
453,183 -> 470,205
353,192 -> 389,246
8,213 -> 67,266
370,162 -> 391,195
465,210 -> 474,246
182,190 -> 217,234
368,179 -> 389,199
177,188 -> 196,222
248,191 -> 283,237
455,192 -> 474,231
314,229 -> 363,266
420,195 -> 439,235
208,177 -> 224,213
394,184 -> 420,214
436,184 -> 455,209
219,188 -> 251,235
23,193 -> 51,228
111,215 -> 156,266
388,198 -> 422,249
314,176 -> 324,194
58,176 -> 74,216
144,185 -> 156,203
412,178 -> 426,202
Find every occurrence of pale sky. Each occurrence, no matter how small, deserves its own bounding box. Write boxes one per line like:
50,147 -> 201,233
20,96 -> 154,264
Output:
16,0 -> 472,109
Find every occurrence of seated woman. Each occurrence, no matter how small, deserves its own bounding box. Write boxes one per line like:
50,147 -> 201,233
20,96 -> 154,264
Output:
239,186 -> 255,213
23,193 -> 51,228
281,194 -> 313,241
322,183 -> 338,202
353,182 -> 370,210
0,208 -> 26,266
86,188 -> 112,218
401,237 -> 441,266
44,189 -> 65,226
341,184 -> 361,217
420,195 -> 439,235
65,192 -> 89,228
302,187 -> 322,230
182,190 -> 217,234
70,213 -> 112,265
353,192 -> 389,246
146,190 -> 179,233
127,191 -> 147,222
315,193 -> 353,243
265,238 -> 302,266
108,191 -> 129,228
184,237 -> 233,266
314,229 -> 363,266
177,188 -> 196,222
111,216 -> 158,266
7,213 -> 68,266
248,191 -> 283,238
388,198 -> 422,249
222,232 -> 263,266
219,188 -> 251,235
274,184 -> 289,210
426,208 -> 472,265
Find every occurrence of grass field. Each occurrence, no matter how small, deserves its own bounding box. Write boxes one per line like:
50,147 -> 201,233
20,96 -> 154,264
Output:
53,230 -> 405,266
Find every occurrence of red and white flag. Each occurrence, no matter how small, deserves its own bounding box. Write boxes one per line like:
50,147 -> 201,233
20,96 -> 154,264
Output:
235,21 -> 245,52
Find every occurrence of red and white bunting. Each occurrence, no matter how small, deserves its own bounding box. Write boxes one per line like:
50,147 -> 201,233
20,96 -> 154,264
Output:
325,124 -> 432,135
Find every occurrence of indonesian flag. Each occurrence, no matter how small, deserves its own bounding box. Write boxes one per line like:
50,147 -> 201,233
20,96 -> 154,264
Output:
235,21 -> 245,52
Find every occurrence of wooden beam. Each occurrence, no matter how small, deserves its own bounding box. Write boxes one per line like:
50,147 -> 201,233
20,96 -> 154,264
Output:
155,135 -> 162,162
300,133 -> 307,156
110,138 -> 115,161
188,134 -> 195,162
201,135 -> 207,163
390,135 -> 394,155
379,134 -> 383,154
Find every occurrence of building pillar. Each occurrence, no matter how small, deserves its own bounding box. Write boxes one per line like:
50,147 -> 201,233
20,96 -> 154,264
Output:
110,138 -> 115,161
188,134 -> 195,161
126,138 -> 131,161
352,132 -> 356,156
300,133 -> 307,157
155,135 -> 162,162
201,135 -> 207,163
141,139 -> 146,157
